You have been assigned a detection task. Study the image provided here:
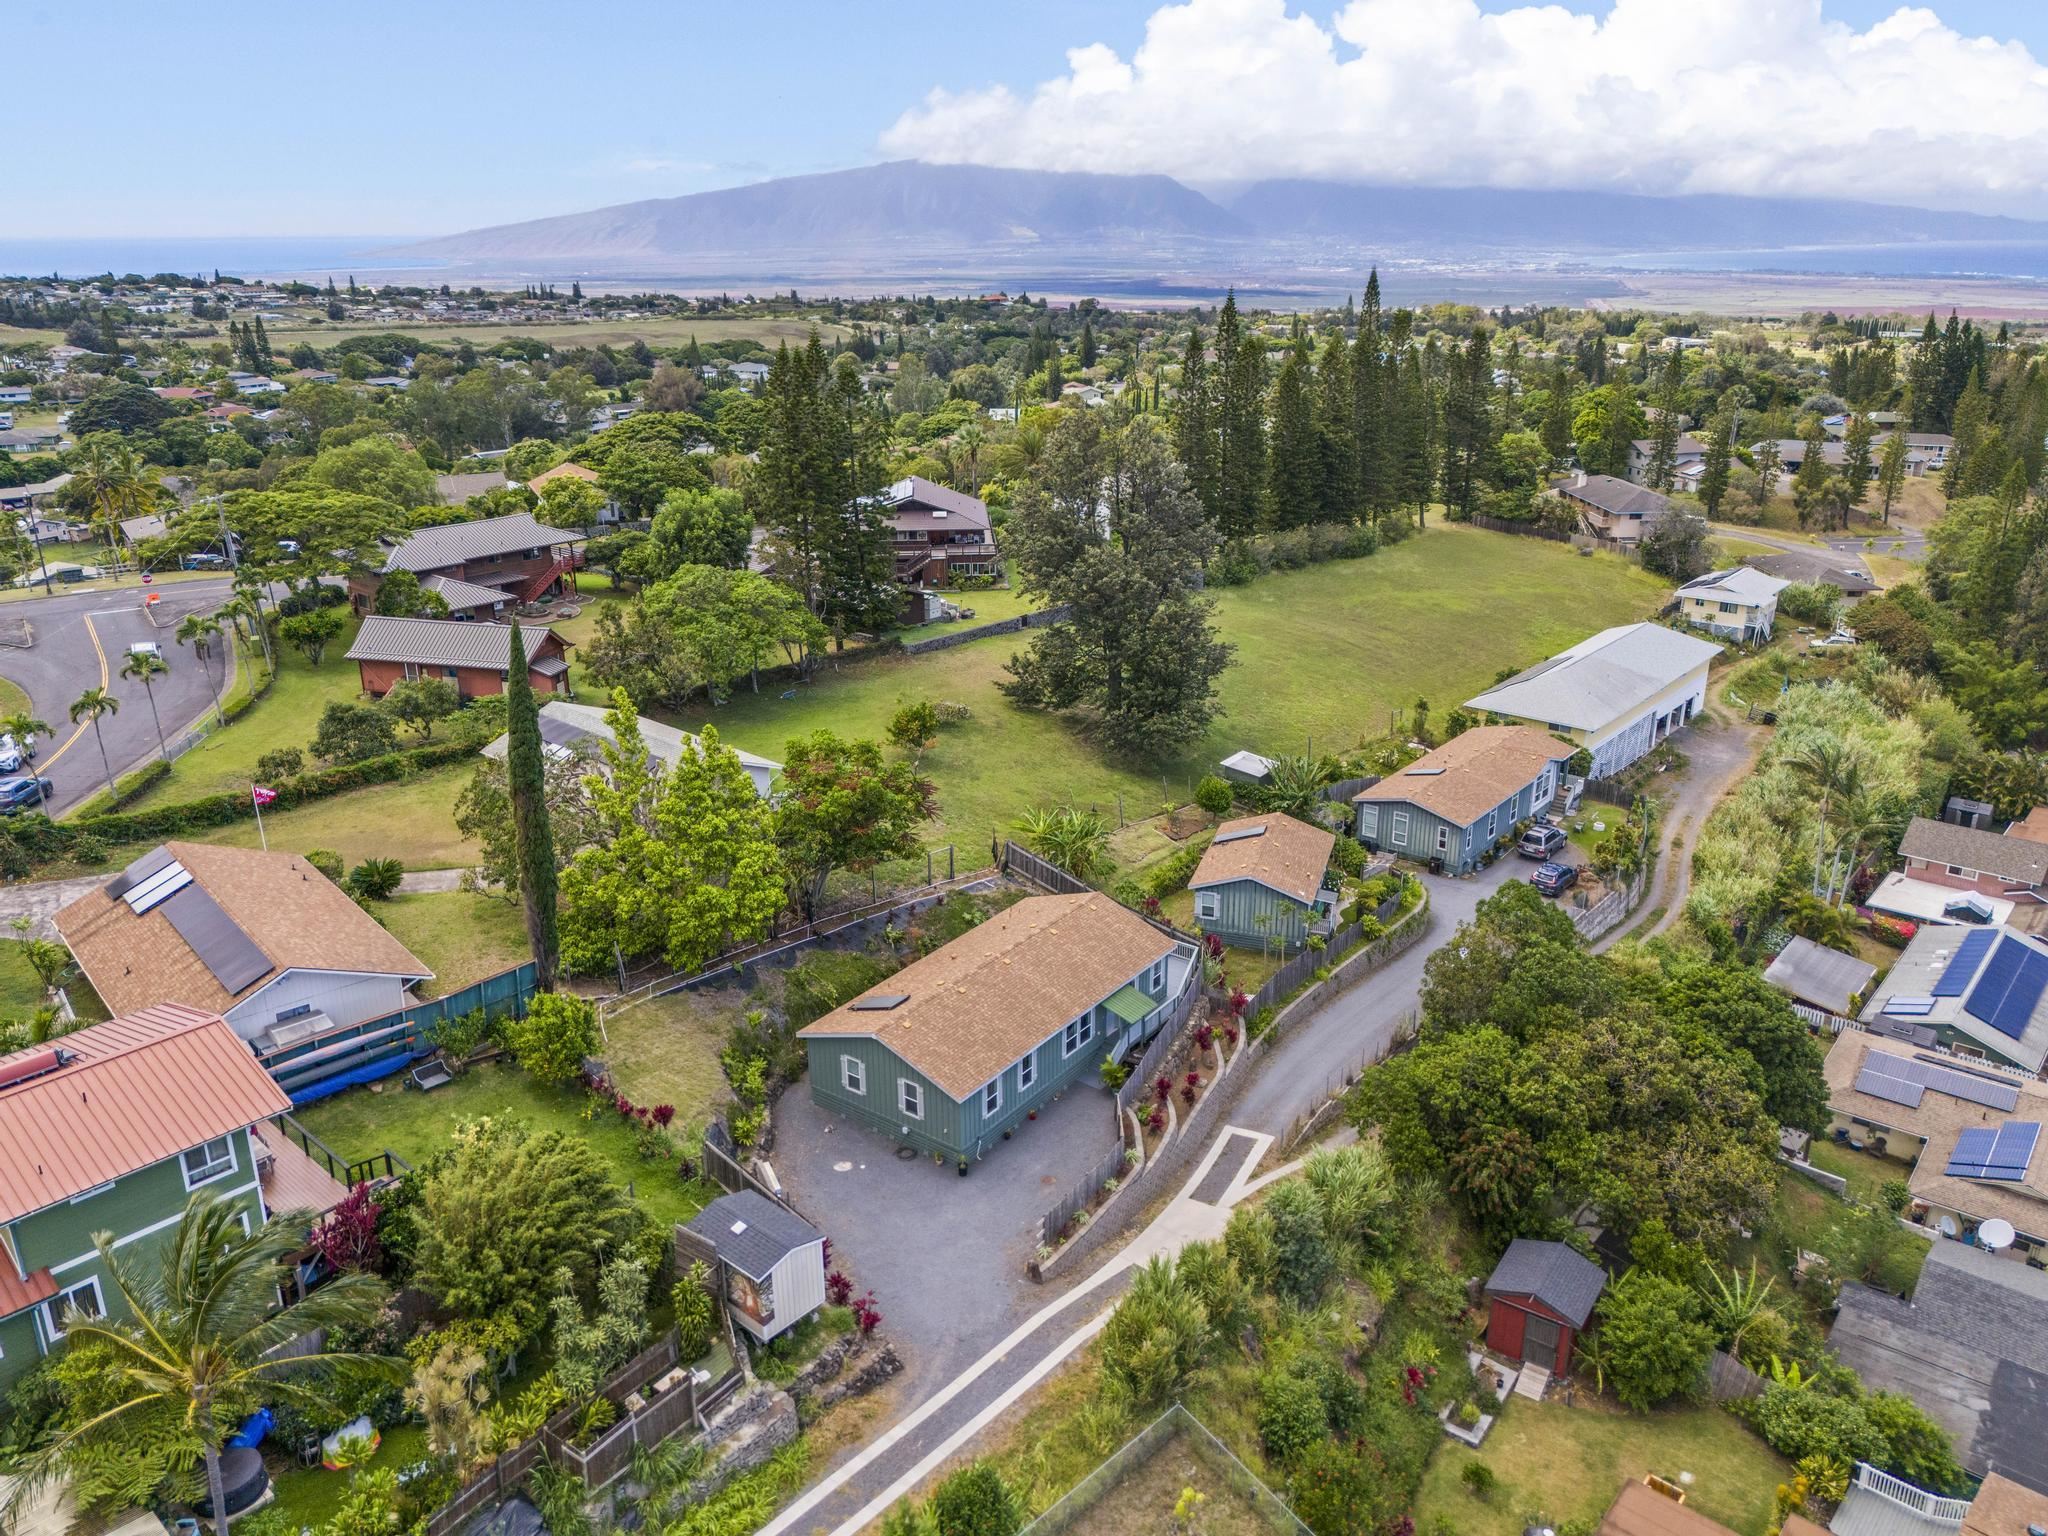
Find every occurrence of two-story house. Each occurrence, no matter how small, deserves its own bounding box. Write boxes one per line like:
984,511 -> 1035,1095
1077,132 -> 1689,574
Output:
873,477 -> 998,587
1898,817 -> 2048,906
1548,472 -> 1674,547
1626,435 -> 1707,485
0,1004 -> 352,1394
1676,567 -> 1790,644
798,893 -> 1197,1166
347,511 -> 584,617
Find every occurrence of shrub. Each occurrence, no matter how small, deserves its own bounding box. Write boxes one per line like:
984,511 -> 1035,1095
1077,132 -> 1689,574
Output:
255,747 -> 305,782
346,856 -> 404,901
312,700 -> 401,764
1099,1255 -> 1211,1409
1595,1269 -> 1715,1410
929,1461 -> 1020,1536
1739,1382 -> 1888,1467
303,847 -> 345,884
1460,1461 -> 1496,1497
1265,1180 -> 1333,1305
1330,835 -> 1366,879
1258,1364 -> 1329,1467
1879,1178 -> 1912,1214
673,1262 -> 716,1361
1863,1391 -> 1967,1493
507,993 -> 599,1086
1194,776 -> 1234,817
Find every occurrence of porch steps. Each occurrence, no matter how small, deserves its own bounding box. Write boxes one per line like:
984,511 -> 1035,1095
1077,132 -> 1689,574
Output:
1513,1362 -> 1550,1402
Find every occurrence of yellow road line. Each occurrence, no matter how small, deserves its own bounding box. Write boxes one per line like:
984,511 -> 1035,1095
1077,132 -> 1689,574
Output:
40,613 -> 109,773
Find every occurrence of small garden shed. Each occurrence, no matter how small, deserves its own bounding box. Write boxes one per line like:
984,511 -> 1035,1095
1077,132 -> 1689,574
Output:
1483,1238 -> 1607,1376
683,1190 -> 827,1345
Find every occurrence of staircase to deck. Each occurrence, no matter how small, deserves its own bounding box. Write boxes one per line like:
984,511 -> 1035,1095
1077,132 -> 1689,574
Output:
1513,1361 -> 1550,1401
516,551 -> 577,605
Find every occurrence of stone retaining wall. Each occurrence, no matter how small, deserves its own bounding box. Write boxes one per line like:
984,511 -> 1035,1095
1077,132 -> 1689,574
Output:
898,603 -> 1072,654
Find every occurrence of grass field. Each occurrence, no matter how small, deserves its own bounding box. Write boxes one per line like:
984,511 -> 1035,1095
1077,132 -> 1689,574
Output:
0,941 -> 110,1023
674,526 -> 1669,861
0,673 -> 29,718
595,989 -> 732,1139
1413,1396 -> 1789,1536
375,890 -> 530,995
194,764 -> 478,868
261,314 -> 849,351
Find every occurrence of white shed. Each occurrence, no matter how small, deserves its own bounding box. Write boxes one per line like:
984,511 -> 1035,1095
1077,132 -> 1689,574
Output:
684,1190 -> 827,1344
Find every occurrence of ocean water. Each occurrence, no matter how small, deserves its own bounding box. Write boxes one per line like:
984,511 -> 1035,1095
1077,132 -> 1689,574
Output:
1605,241 -> 2048,280
0,237 -> 429,281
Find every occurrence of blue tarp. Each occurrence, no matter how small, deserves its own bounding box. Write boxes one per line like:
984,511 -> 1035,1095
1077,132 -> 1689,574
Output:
288,1050 -> 412,1106
227,1407 -> 273,1448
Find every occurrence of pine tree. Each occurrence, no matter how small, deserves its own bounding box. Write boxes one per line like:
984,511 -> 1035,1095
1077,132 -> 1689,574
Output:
1945,368 -> 1989,497
1213,295 -> 1266,538
1078,320 -> 1097,370
1540,362 -> 1574,463
1645,348 -> 1682,492
1439,329 -> 1493,520
1875,429 -> 1908,524
252,316 -> 273,369
1173,325 -> 1219,519
1352,272 -> 1389,521
1266,346 -> 1320,528
1389,318 -> 1433,520
1313,328 -> 1356,523
1698,405 -> 1733,519
1843,411 -> 1876,504
505,621 -> 559,991
1792,415 -> 1830,524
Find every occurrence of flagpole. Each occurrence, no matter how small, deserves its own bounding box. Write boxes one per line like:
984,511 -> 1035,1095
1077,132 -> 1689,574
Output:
251,782 -> 267,851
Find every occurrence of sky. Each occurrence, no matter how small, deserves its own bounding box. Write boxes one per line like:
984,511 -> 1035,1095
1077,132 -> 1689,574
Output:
13,0 -> 2048,238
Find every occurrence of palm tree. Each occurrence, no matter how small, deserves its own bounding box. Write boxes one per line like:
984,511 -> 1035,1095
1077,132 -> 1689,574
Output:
70,686 -> 121,802
178,613 -> 227,725
71,435 -> 150,576
119,649 -> 173,764
3,1193 -> 399,1536
0,709 -> 51,812
1782,737 -> 1863,899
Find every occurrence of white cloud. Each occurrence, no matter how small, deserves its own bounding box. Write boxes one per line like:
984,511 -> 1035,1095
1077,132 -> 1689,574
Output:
881,0 -> 2048,216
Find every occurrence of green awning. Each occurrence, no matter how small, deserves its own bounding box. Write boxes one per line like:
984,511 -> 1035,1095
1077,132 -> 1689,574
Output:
1103,984 -> 1156,1027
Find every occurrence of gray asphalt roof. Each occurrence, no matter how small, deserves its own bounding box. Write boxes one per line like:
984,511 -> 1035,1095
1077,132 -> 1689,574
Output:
1745,551 -> 1879,593
1900,818 -> 2048,886
381,512 -> 583,574
1465,623 -> 1721,732
433,470 -> 509,504
1764,935 -> 1878,1015
1829,1240 -> 2048,1489
345,616 -> 559,670
1484,1238 -> 1607,1327
1553,474 -> 1674,518
683,1189 -> 823,1281
1679,567 -> 1791,606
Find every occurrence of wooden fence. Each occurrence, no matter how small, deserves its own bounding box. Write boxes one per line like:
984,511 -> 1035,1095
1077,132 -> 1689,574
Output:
1037,1135 -> 1132,1251
1704,1349 -> 1765,1402
1238,886 -> 1407,1022
997,840 -> 1094,896
700,1122 -> 806,1213
1113,975 -> 1206,1114
1470,513 -> 1572,543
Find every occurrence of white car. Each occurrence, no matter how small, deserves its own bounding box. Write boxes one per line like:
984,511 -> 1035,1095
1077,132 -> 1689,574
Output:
128,640 -> 164,661
0,733 -> 27,773
1809,631 -> 1858,651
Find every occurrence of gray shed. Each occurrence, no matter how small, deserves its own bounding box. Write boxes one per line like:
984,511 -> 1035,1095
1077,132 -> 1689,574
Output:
1763,936 -> 1877,1017
683,1191 -> 827,1343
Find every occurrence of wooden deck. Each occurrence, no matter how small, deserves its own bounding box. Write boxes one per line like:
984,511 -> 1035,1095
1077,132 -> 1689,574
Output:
254,1122 -> 352,1214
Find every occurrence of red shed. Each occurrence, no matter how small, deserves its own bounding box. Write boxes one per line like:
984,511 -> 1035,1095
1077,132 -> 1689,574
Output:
1483,1238 -> 1607,1377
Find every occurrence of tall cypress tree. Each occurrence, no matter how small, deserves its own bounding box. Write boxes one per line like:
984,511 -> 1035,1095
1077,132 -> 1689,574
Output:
1314,328 -> 1357,523
1439,329 -> 1493,520
1352,272 -> 1388,521
1645,348 -> 1683,492
1698,405 -> 1733,519
1220,334 -> 1268,537
1266,347 -> 1320,528
1078,319 -> 1097,369
1174,324 -> 1219,519
505,621 -> 558,991
1540,361 -> 1574,463
1843,411 -> 1876,503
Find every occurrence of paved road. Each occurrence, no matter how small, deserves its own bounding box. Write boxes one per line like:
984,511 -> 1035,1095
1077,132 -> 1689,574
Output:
0,578 -> 237,814
1711,521 -> 1924,565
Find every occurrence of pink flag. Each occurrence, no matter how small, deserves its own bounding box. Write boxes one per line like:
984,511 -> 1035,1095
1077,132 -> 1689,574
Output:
252,785 -> 278,806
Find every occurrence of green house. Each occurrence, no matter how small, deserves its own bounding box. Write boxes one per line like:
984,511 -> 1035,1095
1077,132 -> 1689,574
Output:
1189,812 -> 1340,952
0,1003 -> 348,1395
1353,725 -> 1574,875
798,892 -> 1199,1166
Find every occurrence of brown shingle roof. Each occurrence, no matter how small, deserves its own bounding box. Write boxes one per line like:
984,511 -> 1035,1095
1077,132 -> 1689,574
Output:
0,1003 -> 290,1224
797,893 -> 1172,1100
1189,813 -> 1335,906
55,842 -> 431,1018
1355,725 -> 1571,828
1899,817 -> 2048,886
526,461 -> 600,491
2010,807 -> 2048,847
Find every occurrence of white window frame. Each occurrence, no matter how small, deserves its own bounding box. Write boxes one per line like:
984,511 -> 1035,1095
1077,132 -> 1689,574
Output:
1390,811 -> 1410,844
41,1275 -> 103,1340
840,1055 -> 865,1096
982,1078 -> 1002,1117
1018,1053 -> 1037,1092
1194,890 -> 1219,921
1359,805 -> 1379,838
898,1078 -> 924,1121
181,1135 -> 237,1190
1148,960 -> 1165,992
1436,824 -> 1451,855
1062,1013 -> 1094,1058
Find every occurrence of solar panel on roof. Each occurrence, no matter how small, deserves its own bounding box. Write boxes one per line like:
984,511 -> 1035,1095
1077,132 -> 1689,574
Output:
1946,1125 -> 2000,1178
848,995 -> 908,1011
159,885 -> 272,995
124,861 -> 192,915
1918,1062 -> 2021,1113
103,845 -> 176,901
1932,929 -> 1995,996
1995,949 -> 2048,1040
1986,1120 -> 2040,1179
1853,1063 -> 1925,1108
1214,826 -> 1268,844
1883,996 -> 1936,1017
1963,940 -> 2031,1039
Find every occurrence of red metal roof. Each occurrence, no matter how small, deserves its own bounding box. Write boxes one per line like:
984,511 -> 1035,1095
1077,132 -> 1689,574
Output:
0,1260 -> 57,1319
0,1004 -> 290,1225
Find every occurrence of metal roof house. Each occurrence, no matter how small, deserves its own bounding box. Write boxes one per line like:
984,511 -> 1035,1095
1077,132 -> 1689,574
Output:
1482,1238 -> 1607,1377
872,476 -> 997,587
481,698 -> 780,800
1764,935 -> 1878,1018
1676,567 -> 1791,644
1465,623 -> 1720,780
0,1004 -> 350,1395
56,843 -> 432,1048
1858,925 -> 2048,1076
345,615 -> 571,700
797,893 -> 1198,1167
348,511 -> 584,615
682,1190 -> 826,1344
1354,725 -> 1573,874
1189,813 -> 1338,952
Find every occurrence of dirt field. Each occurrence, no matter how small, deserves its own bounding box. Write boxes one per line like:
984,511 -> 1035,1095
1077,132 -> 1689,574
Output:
259,313 -> 849,349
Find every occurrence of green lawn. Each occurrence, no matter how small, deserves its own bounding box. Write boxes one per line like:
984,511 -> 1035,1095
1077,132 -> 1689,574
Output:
0,941 -> 109,1023
191,764 -> 479,869
599,989 -> 732,1140
1807,1137 -> 1916,1207
0,673 -> 30,717
375,890 -> 531,996
295,1060 -> 715,1232
673,526 -> 1669,867
265,1423 -> 429,1532
1766,1163 -> 1930,1297
1413,1397 -> 1790,1536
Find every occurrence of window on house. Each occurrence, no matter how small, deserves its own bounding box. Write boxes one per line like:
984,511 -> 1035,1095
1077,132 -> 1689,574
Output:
275,1003 -> 313,1024
1194,891 -> 1219,921
1948,865 -> 1967,877
1019,1054 -> 1037,1091
1062,1014 -> 1094,1057
1436,824 -> 1451,855
1719,601 -> 1738,614
182,1136 -> 236,1189
1359,806 -> 1379,839
841,1056 -> 865,1095
983,1078 -> 1002,1117
899,1079 -> 924,1120
1390,811 -> 1410,843
42,1276 -> 103,1340
1148,960 -> 1165,992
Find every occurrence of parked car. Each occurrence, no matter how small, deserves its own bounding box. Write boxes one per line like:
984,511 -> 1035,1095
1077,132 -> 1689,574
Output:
1518,824 -> 1567,860
1530,861 -> 1578,897
128,640 -> 163,661
0,732 -> 36,772
1810,631 -> 1858,650
0,777 -> 55,813
182,552 -> 228,570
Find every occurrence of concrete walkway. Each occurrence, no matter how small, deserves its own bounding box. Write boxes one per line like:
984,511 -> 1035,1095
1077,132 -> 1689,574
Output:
396,867 -> 470,894
760,1126 -> 1278,1536
0,874 -> 109,938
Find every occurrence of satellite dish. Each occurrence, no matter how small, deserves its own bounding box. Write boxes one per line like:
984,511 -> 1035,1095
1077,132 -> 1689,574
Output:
1979,1218 -> 2016,1252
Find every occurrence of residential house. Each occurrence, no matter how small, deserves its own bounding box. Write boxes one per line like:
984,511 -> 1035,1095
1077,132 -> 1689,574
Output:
480,697 -> 780,799
2011,806 -> 2048,846
1743,550 -> 1879,597
347,511 -> 584,614
0,385 -> 31,405
57,843 -> 433,1049
0,426 -> 63,453
1830,1236 -> 2048,1488
1766,434 -> 1944,478
1354,725 -> 1574,874
1549,472 -> 1673,546
698,360 -> 770,386
432,469 -> 509,504
1763,935 -> 1877,1018
0,1004 -> 353,1394
873,476 -> 998,586
0,474 -> 75,515
117,512 -> 168,548
288,368 -> 338,385
227,374 -> 284,396
524,461 -> 621,523
1831,1468 -> 2046,1536
150,385 -> 214,403
362,375 -> 410,391
1857,924 -> 2048,1075
798,893 -> 1198,1165
1189,813 -> 1338,951
681,1191 -> 826,1344
1866,872 -> 2017,931
1897,817 -> 2048,908
418,573 -> 514,621
1482,1238 -> 1606,1376
345,615 -> 571,700
1625,435 -> 1706,485
1465,623 -> 1720,780
1676,566 -> 1790,644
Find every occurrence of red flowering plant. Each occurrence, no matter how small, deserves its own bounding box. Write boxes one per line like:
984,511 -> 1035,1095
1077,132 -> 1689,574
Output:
310,1182 -> 383,1275
1153,1075 -> 1173,1105
1228,988 -> 1250,1018
826,1271 -> 853,1306
853,1291 -> 883,1335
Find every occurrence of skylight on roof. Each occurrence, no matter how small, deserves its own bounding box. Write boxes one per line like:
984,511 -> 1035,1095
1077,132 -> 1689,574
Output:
850,994 -> 910,1011
1215,826 -> 1268,844
730,1220 -> 748,1235
1404,767 -> 1445,776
